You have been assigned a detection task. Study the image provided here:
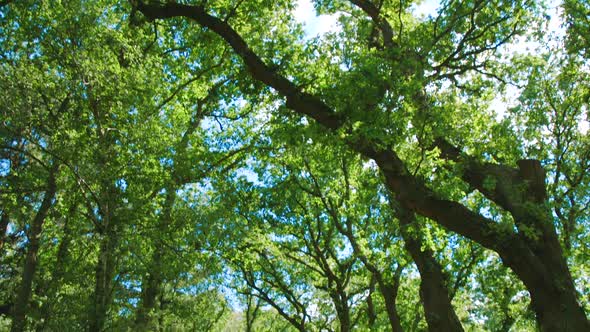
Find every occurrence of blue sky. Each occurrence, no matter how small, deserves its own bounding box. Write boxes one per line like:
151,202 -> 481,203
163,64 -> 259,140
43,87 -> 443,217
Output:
290,0 -> 588,133
293,0 -> 441,37
293,0 -> 339,37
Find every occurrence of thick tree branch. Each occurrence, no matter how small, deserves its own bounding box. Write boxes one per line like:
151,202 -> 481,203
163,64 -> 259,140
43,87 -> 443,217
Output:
433,138 -> 548,223
349,0 -> 395,49
136,1 -> 343,129
134,0 -> 510,255
356,140 -> 507,250
397,207 -> 464,332
431,138 -> 580,304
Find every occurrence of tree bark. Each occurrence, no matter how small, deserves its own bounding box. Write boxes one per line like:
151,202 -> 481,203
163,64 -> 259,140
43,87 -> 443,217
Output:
376,274 -> 405,332
136,264 -> 161,330
89,227 -> 118,332
398,209 -> 464,332
89,180 -> 119,332
0,212 -> 9,254
366,275 -> 377,327
334,294 -> 351,332
86,87 -> 122,332
11,163 -> 58,332
135,97 -> 207,329
245,293 -> 261,332
136,176 -> 178,329
36,201 -> 77,331
371,147 -> 590,332
498,238 -> 589,332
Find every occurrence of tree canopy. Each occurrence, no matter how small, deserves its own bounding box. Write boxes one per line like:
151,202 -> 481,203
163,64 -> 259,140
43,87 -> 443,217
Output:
1,0 -> 589,331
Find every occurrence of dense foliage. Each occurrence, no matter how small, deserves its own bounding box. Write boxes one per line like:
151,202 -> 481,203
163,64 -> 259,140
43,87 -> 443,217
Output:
1,0 -> 589,331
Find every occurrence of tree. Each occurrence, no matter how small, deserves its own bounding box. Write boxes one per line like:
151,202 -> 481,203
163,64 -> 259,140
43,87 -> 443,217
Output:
134,1 -> 589,331
1,1 -> 242,330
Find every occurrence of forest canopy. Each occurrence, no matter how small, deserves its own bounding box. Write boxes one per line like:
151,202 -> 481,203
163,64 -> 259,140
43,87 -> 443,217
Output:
1,0 -> 589,331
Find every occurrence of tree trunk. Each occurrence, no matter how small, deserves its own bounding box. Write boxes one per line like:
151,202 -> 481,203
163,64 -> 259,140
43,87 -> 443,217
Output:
399,210 -> 464,332
135,250 -> 162,330
88,227 -> 118,332
136,188 -> 175,330
377,281 -> 405,332
366,275 -> 377,327
376,153 -> 590,332
11,164 -> 58,332
499,236 -> 590,332
0,212 -> 9,254
36,201 -> 76,332
335,297 -> 351,332
245,293 -> 261,332
88,121 -> 120,332
462,158 -> 590,332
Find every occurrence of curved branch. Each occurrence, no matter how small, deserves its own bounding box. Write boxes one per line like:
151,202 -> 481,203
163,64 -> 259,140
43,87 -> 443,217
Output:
136,1 -> 343,129
135,0 -> 510,257
349,0 -> 395,49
